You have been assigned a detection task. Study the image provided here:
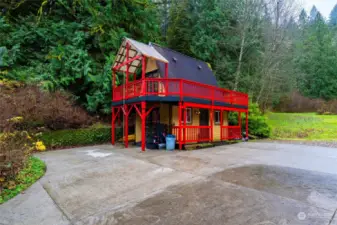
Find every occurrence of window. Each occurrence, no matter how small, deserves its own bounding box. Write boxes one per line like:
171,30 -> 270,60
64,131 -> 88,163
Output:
214,111 -> 221,124
146,70 -> 160,93
181,108 -> 192,124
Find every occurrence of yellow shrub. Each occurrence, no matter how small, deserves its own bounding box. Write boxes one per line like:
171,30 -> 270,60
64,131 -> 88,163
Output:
35,141 -> 46,151
7,116 -> 24,123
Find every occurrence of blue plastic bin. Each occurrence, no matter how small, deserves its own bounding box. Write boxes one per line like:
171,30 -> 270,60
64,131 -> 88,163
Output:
166,134 -> 176,151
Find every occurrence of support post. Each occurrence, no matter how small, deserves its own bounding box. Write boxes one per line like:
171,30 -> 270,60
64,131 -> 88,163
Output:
141,101 -> 146,151
112,70 -> 116,101
141,56 -> 146,96
178,102 -> 182,150
124,105 -> 129,148
183,105 -> 187,145
111,107 -> 115,145
125,42 -> 130,93
210,108 -> 213,142
238,112 -> 242,138
165,63 -> 168,96
245,111 -> 249,139
220,110 -> 223,141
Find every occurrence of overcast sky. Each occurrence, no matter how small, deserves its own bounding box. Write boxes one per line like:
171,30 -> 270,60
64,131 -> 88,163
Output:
302,0 -> 337,19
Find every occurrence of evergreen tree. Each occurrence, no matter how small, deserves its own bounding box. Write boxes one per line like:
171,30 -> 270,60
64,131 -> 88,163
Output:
309,5 -> 318,22
167,0 -> 196,56
295,14 -> 337,100
0,0 -> 162,113
189,0 -> 235,87
1,0 -> 337,113
315,12 -> 324,22
299,9 -> 308,27
329,3 -> 337,26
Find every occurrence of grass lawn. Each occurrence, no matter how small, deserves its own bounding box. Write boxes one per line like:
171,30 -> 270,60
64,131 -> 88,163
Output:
0,156 -> 46,204
266,112 -> 337,141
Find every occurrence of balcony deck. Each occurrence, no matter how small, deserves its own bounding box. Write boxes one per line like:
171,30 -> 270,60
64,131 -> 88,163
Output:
112,78 -> 248,110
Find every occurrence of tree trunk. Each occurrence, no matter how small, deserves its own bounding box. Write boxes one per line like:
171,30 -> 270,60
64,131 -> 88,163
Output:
234,32 -> 245,91
256,75 -> 266,104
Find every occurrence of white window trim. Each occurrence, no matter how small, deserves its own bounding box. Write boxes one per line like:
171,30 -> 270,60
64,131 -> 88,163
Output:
182,108 -> 192,124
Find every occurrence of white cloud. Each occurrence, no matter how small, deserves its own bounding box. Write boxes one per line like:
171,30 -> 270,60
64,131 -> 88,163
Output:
302,0 -> 337,19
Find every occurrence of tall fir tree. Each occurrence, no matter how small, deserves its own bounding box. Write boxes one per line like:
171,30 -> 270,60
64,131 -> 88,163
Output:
2,0 -> 337,113
309,5 -> 318,22
329,3 -> 337,26
167,0 -> 196,56
299,9 -> 308,27
0,0 -> 162,113
295,13 -> 337,100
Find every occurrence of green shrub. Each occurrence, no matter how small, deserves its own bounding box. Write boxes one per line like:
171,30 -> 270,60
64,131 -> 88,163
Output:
40,126 -> 112,149
229,102 -> 271,138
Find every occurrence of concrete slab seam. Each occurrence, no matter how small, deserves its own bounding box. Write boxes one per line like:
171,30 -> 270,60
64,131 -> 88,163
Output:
329,208 -> 337,225
41,181 -> 74,225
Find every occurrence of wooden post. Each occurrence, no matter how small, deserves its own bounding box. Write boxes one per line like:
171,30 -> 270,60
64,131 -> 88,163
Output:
210,108 -> 213,142
111,107 -> 115,145
220,110 -> 223,141
141,56 -> 146,96
126,42 -> 130,89
141,101 -> 146,151
124,105 -> 129,148
183,105 -> 187,145
238,112 -> 242,138
165,63 -> 168,96
178,102 -> 182,150
246,111 -> 249,139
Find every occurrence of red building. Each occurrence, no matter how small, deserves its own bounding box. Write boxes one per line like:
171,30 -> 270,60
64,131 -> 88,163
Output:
112,38 -> 249,151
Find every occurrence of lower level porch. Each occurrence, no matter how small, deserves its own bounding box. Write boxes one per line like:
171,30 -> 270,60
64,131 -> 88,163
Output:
111,101 -> 248,151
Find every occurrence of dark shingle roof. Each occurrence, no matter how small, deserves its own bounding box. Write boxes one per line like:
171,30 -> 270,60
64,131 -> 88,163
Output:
151,44 -> 218,87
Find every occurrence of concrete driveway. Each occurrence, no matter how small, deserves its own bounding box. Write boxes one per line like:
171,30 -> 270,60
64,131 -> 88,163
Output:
1,142 -> 337,225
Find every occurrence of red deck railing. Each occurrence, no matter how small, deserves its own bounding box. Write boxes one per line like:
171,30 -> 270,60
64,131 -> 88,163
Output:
172,125 -> 242,143
113,78 -> 248,107
221,126 -> 242,140
172,126 -> 211,143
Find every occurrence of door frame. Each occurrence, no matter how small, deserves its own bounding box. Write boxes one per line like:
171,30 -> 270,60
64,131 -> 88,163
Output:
199,109 -> 209,126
